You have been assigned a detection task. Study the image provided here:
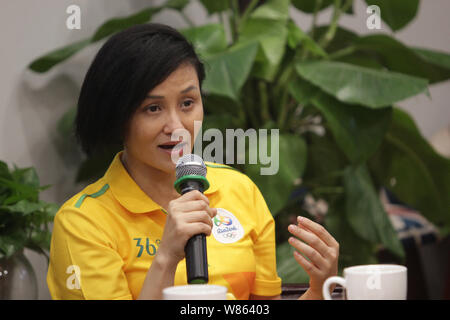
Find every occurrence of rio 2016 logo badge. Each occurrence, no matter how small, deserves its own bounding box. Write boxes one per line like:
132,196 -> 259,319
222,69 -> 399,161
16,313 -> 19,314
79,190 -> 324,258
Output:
212,208 -> 244,244
213,215 -> 232,227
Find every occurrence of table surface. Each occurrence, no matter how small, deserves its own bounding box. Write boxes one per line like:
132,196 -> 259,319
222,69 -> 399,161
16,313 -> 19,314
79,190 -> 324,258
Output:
281,284 -> 344,300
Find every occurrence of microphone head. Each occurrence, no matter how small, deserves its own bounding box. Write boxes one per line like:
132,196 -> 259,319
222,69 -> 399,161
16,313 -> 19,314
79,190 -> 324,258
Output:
175,154 -> 207,179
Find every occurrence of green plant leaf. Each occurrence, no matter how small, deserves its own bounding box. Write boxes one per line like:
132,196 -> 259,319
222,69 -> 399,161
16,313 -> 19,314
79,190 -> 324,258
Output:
244,134 -> 307,215
365,0 -> 420,32
28,229 -> 52,253
302,131 -> 349,189
353,35 -> 450,84
0,234 -> 27,259
287,20 -> 327,57
0,161 -> 10,177
198,0 -> 229,14
310,91 -> 392,163
333,52 -> 385,70
413,47 -> 450,70
12,167 -> 40,188
289,75 -> 319,104
343,164 -> 405,259
324,197 -> 379,269
250,0 -> 290,20
0,161 -> 58,259
238,0 -> 290,81
288,76 -> 320,106
181,24 -> 228,57
292,0 -> 354,14
314,25 -> 358,53
0,199 -> 48,216
203,95 -> 242,120
28,39 -> 92,73
244,20 -> 288,81
369,108 -> 450,228
57,106 -> 77,139
295,60 -> 429,108
202,113 -> 237,133
291,0 -> 333,13
0,178 -> 39,203
28,7 -> 159,73
412,47 -> 450,83
202,42 -> 258,101
90,7 -> 159,42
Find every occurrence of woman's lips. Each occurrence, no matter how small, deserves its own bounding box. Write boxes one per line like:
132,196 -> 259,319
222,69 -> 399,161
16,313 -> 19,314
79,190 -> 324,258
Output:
158,142 -> 186,156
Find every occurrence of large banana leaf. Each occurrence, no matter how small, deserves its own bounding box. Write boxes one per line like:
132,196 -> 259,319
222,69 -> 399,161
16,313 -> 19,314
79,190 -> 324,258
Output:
181,23 -> 259,101
353,35 -> 450,84
181,24 -> 228,56
289,76 -> 392,163
344,164 -> 405,259
238,0 -> 290,81
369,108 -> 450,231
29,7 -> 160,72
310,91 -> 392,163
295,60 -> 429,108
201,42 -> 259,101
324,197 -> 379,268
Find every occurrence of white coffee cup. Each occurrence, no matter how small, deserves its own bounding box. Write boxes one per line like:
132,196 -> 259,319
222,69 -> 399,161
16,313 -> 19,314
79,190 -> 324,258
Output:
322,264 -> 407,300
162,284 -> 227,300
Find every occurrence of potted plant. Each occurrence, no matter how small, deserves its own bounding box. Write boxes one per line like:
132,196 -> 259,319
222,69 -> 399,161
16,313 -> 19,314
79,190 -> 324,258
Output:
0,160 -> 58,299
29,0 -> 450,283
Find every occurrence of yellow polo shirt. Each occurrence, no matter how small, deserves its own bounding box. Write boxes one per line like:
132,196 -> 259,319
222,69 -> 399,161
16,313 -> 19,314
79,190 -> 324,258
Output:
47,151 -> 281,300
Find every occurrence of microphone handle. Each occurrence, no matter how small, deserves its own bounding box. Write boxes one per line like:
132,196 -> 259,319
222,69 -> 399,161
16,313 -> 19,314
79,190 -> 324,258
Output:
180,180 -> 209,284
185,234 -> 208,284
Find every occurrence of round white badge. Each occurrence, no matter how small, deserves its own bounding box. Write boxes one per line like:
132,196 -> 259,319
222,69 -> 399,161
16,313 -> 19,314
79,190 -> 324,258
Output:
212,208 -> 244,244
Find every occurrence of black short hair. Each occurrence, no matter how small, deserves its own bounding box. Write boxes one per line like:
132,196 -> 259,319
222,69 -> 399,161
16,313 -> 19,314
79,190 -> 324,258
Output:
75,23 -> 205,156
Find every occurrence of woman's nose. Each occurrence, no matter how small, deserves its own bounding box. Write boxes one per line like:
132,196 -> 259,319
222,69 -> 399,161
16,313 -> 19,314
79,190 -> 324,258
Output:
162,109 -> 185,134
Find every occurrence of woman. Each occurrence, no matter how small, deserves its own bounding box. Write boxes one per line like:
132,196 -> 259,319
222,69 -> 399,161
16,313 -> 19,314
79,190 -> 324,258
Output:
47,23 -> 339,300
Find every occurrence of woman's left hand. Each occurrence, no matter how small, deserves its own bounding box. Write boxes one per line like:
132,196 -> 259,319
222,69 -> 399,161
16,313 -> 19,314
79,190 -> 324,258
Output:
288,216 -> 339,299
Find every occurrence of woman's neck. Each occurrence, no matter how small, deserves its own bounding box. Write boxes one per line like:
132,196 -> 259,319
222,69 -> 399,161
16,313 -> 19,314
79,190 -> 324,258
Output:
120,151 -> 180,210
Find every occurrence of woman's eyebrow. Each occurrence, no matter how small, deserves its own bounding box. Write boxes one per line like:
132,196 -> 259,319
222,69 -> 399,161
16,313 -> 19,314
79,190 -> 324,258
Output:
181,85 -> 197,94
146,85 -> 198,99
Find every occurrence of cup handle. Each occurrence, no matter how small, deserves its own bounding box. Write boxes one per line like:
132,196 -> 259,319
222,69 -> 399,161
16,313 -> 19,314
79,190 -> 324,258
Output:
322,276 -> 346,300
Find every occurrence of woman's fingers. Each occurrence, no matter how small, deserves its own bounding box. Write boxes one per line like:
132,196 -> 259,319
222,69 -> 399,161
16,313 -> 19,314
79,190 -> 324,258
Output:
170,191 -> 217,219
292,250 -> 315,274
297,216 -> 339,250
175,199 -> 208,212
161,191 -> 216,264
184,211 -> 214,227
288,224 -> 330,260
288,216 -> 340,296
180,190 -> 210,205
288,236 -> 327,270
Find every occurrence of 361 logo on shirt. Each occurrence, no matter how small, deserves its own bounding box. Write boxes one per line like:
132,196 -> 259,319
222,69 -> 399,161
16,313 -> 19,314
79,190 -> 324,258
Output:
134,237 -> 160,257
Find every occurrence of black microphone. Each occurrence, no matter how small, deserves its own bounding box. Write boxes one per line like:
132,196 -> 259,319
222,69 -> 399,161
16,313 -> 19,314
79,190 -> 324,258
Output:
174,154 -> 210,284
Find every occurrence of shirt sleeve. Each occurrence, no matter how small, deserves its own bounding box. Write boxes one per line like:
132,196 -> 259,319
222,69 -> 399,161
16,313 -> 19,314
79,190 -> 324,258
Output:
47,207 -> 133,300
250,182 -> 282,297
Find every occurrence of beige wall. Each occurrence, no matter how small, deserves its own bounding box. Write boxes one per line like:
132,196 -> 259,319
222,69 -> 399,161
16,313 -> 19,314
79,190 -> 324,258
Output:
1,0 -> 449,299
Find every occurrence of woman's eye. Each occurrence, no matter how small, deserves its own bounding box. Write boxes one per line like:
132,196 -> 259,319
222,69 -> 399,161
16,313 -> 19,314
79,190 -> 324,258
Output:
182,100 -> 194,108
146,105 -> 160,112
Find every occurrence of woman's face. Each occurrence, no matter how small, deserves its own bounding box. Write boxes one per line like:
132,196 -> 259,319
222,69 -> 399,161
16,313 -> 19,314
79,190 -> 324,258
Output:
123,63 -> 204,174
